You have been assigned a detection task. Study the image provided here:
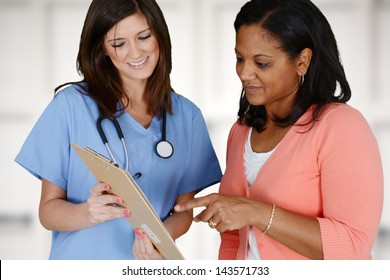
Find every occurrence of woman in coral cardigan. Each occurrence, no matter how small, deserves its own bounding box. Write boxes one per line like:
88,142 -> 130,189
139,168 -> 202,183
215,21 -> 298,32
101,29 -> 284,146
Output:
175,0 -> 384,260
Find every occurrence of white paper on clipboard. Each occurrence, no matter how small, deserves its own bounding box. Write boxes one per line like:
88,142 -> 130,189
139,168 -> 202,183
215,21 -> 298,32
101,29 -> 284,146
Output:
71,143 -> 185,260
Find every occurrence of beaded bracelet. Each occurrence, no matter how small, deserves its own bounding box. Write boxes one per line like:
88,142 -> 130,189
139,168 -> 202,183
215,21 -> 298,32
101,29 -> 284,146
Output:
262,204 -> 276,234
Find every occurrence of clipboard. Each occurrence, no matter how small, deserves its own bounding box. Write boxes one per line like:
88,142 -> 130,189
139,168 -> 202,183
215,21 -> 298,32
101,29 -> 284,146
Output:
71,143 -> 185,260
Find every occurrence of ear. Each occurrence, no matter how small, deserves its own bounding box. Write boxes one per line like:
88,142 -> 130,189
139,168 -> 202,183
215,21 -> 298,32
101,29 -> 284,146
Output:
296,48 -> 312,76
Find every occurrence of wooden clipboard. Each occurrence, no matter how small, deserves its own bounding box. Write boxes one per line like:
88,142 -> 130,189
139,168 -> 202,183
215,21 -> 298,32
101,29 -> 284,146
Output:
71,143 -> 185,260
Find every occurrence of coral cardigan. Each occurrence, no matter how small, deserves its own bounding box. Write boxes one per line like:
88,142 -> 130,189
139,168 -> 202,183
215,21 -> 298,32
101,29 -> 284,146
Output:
218,103 -> 383,260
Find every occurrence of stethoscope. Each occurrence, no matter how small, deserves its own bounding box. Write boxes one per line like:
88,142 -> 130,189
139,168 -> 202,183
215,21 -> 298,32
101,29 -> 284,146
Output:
97,110 -> 174,173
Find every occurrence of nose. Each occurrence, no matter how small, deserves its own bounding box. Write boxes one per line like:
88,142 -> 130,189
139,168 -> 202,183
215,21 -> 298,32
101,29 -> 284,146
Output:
127,41 -> 142,59
236,61 -> 256,82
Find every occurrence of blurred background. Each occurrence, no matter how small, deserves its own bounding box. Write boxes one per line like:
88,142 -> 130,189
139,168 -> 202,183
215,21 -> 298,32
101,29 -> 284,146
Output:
0,0 -> 389,260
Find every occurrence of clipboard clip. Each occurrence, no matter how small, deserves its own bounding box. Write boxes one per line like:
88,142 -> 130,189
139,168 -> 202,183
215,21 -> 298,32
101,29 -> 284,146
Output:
85,146 -> 142,179
85,147 -> 119,167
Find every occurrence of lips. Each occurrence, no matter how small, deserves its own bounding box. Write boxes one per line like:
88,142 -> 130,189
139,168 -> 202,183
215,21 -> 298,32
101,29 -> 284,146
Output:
128,57 -> 149,68
244,85 -> 262,94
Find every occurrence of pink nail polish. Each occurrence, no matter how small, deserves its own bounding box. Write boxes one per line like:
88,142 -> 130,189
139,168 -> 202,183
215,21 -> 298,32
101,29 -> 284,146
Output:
104,184 -> 110,190
116,198 -> 122,204
134,229 -> 141,235
124,209 -> 130,217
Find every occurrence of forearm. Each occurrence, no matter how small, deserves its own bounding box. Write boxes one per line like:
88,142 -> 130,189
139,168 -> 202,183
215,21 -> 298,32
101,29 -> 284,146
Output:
251,202 -> 323,260
165,191 -> 196,240
39,199 -> 95,232
163,209 -> 193,240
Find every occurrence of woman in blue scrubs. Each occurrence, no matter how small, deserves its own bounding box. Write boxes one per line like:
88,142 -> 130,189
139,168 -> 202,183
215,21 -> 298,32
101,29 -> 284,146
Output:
15,0 -> 222,260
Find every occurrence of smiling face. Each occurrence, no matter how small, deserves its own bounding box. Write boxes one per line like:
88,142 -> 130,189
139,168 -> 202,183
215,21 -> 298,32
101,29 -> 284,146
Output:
104,12 -> 160,87
235,24 -> 302,117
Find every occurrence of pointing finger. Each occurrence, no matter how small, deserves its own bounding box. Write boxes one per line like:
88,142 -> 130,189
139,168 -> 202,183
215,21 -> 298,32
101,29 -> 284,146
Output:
174,194 -> 214,212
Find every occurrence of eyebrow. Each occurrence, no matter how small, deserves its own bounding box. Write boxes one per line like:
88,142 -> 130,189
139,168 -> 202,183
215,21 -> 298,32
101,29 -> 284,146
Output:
235,48 -> 273,59
107,28 -> 151,42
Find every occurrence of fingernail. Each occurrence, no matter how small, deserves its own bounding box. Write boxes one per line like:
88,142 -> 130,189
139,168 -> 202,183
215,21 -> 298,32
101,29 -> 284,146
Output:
104,184 -> 110,190
174,205 -> 180,212
124,209 -> 131,217
116,198 -> 122,204
134,229 -> 145,239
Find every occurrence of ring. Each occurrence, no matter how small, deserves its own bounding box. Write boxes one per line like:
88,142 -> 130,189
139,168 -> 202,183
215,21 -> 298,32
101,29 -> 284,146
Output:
208,219 -> 218,229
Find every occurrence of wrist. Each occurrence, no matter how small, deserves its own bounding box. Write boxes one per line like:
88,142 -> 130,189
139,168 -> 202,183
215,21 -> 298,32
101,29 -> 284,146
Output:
262,204 -> 276,234
251,203 -> 274,231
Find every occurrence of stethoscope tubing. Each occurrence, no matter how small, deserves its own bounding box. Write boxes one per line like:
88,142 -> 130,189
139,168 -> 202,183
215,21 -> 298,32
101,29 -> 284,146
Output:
97,110 -> 174,173
97,115 -> 129,171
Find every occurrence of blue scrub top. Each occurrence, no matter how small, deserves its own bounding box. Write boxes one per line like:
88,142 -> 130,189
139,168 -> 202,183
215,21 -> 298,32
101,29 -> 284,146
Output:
15,84 -> 222,259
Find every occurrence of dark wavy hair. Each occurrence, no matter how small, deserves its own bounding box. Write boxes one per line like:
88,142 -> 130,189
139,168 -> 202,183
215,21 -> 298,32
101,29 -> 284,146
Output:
235,0 -> 351,131
55,0 -> 172,118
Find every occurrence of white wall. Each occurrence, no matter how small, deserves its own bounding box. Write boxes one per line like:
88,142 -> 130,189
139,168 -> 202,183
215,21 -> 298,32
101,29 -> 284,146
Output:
0,0 -> 389,260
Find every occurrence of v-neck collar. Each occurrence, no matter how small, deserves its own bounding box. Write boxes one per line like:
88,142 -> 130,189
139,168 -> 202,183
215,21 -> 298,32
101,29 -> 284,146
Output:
240,106 -> 315,189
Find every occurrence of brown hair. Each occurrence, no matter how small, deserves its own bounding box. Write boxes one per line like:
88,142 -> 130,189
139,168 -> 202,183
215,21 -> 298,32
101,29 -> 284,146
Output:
55,0 -> 172,118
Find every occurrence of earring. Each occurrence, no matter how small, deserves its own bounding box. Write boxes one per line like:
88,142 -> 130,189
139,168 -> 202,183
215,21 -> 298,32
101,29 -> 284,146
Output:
299,75 -> 305,85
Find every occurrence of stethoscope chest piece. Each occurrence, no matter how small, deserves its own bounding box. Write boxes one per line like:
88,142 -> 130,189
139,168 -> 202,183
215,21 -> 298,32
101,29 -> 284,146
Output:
155,140 -> 174,159
155,109 -> 173,159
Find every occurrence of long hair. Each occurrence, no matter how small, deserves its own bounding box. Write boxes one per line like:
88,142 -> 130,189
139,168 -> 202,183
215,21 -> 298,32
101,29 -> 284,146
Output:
55,0 -> 172,118
235,0 -> 351,131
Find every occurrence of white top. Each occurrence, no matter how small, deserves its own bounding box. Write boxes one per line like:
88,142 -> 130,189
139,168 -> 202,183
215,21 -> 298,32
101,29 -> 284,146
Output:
244,128 -> 275,260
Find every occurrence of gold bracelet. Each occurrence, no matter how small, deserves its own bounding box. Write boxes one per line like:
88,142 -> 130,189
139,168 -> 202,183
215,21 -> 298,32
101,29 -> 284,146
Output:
262,204 -> 276,234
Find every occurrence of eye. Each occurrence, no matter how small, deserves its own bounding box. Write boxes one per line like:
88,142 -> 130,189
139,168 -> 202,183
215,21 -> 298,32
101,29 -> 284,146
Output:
139,34 -> 151,41
236,56 -> 243,63
256,62 -> 270,68
111,41 -> 125,48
